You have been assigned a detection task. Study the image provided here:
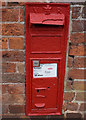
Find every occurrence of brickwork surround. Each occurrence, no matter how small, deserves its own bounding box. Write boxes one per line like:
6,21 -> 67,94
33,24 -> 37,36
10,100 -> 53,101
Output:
1,1 -> 86,119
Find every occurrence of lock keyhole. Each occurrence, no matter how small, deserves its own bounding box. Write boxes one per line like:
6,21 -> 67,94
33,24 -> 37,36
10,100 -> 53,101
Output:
37,90 -> 39,93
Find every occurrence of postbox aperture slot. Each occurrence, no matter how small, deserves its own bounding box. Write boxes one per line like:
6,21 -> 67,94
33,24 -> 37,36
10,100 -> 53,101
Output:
30,13 -> 65,25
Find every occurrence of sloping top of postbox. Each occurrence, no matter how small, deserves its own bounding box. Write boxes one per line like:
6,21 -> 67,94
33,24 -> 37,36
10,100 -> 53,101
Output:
30,13 -> 65,25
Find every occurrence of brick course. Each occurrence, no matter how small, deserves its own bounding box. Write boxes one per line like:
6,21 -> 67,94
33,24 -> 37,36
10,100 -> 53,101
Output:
9,37 -> 24,49
69,44 -> 85,56
2,23 -> 24,36
2,38 -> 8,49
2,51 -> 24,62
70,33 -> 84,44
2,63 -> 16,73
2,8 -> 19,22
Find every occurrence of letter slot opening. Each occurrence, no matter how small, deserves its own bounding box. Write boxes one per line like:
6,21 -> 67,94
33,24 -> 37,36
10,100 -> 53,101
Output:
30,13 -> 65,25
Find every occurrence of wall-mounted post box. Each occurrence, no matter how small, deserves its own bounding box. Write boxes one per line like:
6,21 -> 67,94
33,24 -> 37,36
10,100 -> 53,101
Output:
26,3 -> 70,116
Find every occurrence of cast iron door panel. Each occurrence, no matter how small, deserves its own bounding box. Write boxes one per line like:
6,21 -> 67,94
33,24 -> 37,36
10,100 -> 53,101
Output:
31,60 -> 58,111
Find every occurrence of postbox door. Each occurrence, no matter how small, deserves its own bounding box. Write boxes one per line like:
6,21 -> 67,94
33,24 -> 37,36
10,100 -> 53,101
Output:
31,60 -> 59,112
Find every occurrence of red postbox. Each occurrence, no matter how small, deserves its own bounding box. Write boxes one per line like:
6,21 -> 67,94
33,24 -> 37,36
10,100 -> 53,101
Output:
26,3 -> 70,116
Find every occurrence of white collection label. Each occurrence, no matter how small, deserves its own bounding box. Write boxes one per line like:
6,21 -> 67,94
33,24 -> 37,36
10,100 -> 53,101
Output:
33,63 -> 57,78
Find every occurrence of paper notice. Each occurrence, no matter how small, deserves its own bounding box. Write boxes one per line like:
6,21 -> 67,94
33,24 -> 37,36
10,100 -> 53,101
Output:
33,63 -> 57,78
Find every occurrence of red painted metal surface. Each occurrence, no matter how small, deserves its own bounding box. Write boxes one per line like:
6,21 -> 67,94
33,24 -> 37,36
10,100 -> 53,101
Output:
30,13 -> 65,25
26,3 -> 70,116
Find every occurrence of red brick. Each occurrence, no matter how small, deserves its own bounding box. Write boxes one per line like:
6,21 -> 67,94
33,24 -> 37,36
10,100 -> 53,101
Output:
76,92 -> 85,101
0,38 -> 1,49
79,103 -> 86,111
2,63 -> 16,73
64,92 -> 75,101
65,102 -> 78,111
65,80 -> 73,91
7,2 -> 25,6
2,74 -> 25,83
67,56 -> 73,67
0,24 -> 1,34
9,37 -> 24,49
2,93 -> 25,104
63,102 -> 67,111
2,8 -> 19,22
74,57 -> 85,68
82,6 -> 86,18
2,38 -> 8,49
9,105 -> 25,113
70,33 -> 84,44
84,20 -> 86,31
69,45 -> 85,56
2,105 -> 9,114
72,20 -> 84,32
72,7 -> 81,19
2,84 -> 7,94
16,63 -> 24,73
68,69 -> 85,79
8,84 -> 25,94
73,81 -> 85,91
2,24 -> 24,36
84,114 -> 86,120
2,51 -> 24,62
20,9 -> 24,22
66,113 -> 82,119
2,2 -> 6,6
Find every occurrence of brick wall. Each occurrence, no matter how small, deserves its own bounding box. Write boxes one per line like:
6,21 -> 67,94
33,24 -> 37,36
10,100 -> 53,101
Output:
1,1 -> 85,119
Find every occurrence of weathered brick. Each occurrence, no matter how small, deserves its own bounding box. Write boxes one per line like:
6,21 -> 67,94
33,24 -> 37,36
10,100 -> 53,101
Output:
20,8 -> 24,22
68,69 -> 85,79
66,113 -> 82,119
76,92 -> 85,101
72,81 -> 85,91
84,20 -> 86,31
79,103 -> 86,111
72,7 -> 81,19
0,24 -> 1,34
7,2 -> 25,6
2,74 -> 25,83
2,2 -> 6,6
2,24 -> 24,36
72,20 -> 84,32
2,93 -> 25,104
2,38 -> 8,49
65,80 -> 73,91
74,57 -> 85,68
2,84 -> 7,94
8,84 -> 25,94
64,92 -> 75,102
67,56 -> 73,67
47,115 -> 64,120
0,39 -> 1,49
64,102 -> 78,111
82,6 -> 86,18
69,45 -> 85,56
16,63 -> 24,73
2,51 -> 24,62
70,33 -> 85,44
2,63 -> 16,73
2,105 -> 9,114
9,105 -> 25,113
2,8 -> 19,22
9,37 -> 24,49
7,1 -> 50,6
63,102 -> 67,111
